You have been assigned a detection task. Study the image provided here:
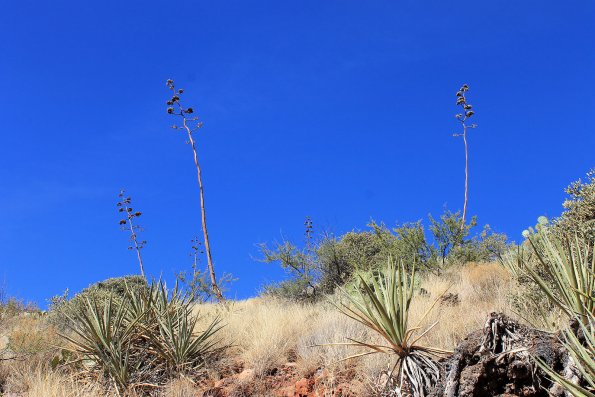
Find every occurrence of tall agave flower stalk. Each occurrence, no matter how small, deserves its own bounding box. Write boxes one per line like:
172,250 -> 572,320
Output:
453,84 -> 477,231
331,258 -> 450,397
166,79 -> 224,301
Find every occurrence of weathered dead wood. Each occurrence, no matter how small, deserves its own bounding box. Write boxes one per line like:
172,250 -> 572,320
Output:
429,312 -> 584,397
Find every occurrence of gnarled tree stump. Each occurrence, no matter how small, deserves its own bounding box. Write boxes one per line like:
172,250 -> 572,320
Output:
429,313 -> 583,397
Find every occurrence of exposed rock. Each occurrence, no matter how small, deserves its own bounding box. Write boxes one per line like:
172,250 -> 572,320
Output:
295,377 -> 313,396
440,293 -> 460,306
236,368 -> 255,382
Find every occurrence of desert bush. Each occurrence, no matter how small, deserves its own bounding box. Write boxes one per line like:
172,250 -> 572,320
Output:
259,239 -> 319,302
48,275 -> 148,328
428,210 -> 477,266
448,225 -> 508,265
556,168 -> 595,239
317,231 -> 385,293
261,213 -> 509,302
368,221 -> 437,271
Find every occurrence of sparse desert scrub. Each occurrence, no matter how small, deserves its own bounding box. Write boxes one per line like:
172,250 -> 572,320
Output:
0,261 -> 542,396
184,261 -> 523,395
197,298 -> 319,377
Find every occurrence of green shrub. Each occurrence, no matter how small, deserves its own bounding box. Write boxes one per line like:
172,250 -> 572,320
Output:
260,212 -> 508,302
556,168 -> 595,239
449,224 -> 508,265
48,275 -> 148,329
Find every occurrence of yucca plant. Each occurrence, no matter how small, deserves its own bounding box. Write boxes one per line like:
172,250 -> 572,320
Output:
60,279 -> 225,393
506,224 -> 595,396
332,258 -> 450,397
146,281 -> 224,373
537,314 -> 595,397
153,304 -> 223,373
60,297 -> 144,394
523,230 -> 594,325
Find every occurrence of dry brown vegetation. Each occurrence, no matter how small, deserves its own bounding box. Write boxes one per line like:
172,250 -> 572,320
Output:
1,262 -> 553,397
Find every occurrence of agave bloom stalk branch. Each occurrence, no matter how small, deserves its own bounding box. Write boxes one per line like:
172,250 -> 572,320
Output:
118,191 -> 146,280
125,205 -> 145,280
166,80 -> 224,301
181,116 -> 223,301
453,84 -> 476,232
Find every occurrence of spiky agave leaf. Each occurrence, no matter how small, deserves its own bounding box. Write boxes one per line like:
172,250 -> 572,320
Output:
152,305 -> 224,372
59,278 -> 226,391
536,315 -> 595,397
331,258 -> 450,397
524,232 -> 595,324
133,279 -> 225,374
60,296 -> 144,392
517,230 -> 595,396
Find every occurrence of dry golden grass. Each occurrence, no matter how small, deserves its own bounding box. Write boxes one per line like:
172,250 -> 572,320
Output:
160,377 -> 197,397
410,262 -> 515,349
2,262 -> 539,396
189,262 -> 524,393
196,298 -> 320,377
4,368 -> 105,397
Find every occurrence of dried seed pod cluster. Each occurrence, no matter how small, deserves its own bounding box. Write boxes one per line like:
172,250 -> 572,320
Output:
117,190 -> 146,252
455,84 -> 475,121
166,79 -> 198,123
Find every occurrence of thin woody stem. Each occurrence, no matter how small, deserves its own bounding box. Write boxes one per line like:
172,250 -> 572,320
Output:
181,117 -> 224,301
124,203 -> 146,280
461,125 -> 469,231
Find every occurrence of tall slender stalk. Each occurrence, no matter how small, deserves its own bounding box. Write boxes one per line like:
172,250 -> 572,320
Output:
117,191 -> 147,280
453,84 -> 476,231
166,80 -> 224,301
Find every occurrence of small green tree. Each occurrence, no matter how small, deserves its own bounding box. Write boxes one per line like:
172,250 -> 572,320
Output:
449,224 -> 508,264
370,220 -> 437,271
317,230 -> 386,293
259,238 -> 319,301
428,210 -> 477,266
176,237 -> 235,302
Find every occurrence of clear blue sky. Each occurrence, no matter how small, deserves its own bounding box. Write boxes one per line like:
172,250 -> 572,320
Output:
1,1 -> 594,306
